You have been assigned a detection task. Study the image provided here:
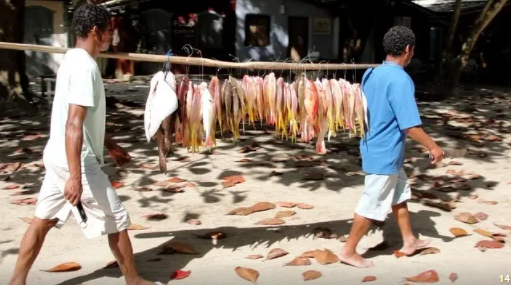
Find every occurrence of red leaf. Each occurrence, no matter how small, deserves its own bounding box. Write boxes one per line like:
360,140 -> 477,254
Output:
170,269 -> 191,280
169,177 -> 185,183
4,185 -> 20,190
394,250 -> 406,258
475,240 -> 504,249
44,262 -> 81,272
362,276 -> 377,282
406,270 -> 439,283
449,272 -> 458,282
236,159 -> 253,163
111,181 -> 125,189
222,175 -> 245,188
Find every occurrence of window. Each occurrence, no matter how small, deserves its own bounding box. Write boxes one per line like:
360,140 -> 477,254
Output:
245,14 -> 271,46
394,16 -> 412,28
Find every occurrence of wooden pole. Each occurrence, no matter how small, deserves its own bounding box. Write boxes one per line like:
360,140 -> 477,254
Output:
0,42 -> 379,71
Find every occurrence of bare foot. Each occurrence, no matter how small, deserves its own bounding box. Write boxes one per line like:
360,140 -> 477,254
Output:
339,252 -> 374,268
401,238 -> 431,256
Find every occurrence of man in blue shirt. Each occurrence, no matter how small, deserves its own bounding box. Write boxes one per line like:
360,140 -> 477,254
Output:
339,26 -> 444,268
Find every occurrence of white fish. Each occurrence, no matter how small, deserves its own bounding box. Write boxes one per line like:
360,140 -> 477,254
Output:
201,82 -> 215,148
144,71 -> 178,142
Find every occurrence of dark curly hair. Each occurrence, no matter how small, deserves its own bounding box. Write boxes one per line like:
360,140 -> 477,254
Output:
383,26 -> 416,57
72,3 -> 110,39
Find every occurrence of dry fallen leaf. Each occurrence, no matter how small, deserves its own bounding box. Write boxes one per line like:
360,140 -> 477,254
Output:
164,241 -> 198,254
143,213 -> 168,221
10,197 -> 37,205
406,270 -> 439,283
255,218 -> 285,225
494,224 -> 511,231
20,217 -> 33,224
285,257 -> 311,266
474,212 -> 489,221
265,248 -> 288,260
394,250 -> 406,258
245,254 -> 264,260
187,219 -> 201,225
303,270 -> 322,281
275,211 -> 296,218
234,267 -> 259,283
170,269 -> 191,280
478,199 -> 498,205
449,272 -> 458,282
276,201 -> 296,208
297,203 -> 314,210
250,202 -> 276,212
169,177 -> 185,183
475,240 -> 504,250
362,276 -> 377,282
450,228 -> 468,238
455,212 -> 478,224
138,163 -> 157,170
239,143 -> 261,153
223,175 -> 246,185
300,250 -> 316,258
227,207 -> 253,216
154,181 -> 169,187
127,224 -> 149,231
111,181 -> 125,189
4,185 -> 20,190
418,247 -> 441,256
44,262 -> 81,272
302,172 -> 324,181
313,249 -> 339,265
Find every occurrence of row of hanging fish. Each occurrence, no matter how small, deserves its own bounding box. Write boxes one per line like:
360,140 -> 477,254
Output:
144,71 -> 368,174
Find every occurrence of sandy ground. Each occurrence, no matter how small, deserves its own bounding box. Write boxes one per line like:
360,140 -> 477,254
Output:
1,83 -> 511,285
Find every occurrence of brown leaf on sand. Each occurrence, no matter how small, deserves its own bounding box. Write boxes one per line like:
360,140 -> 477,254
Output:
250,202 -> 276,212
10,198 -> 37,205
138,163 -> 157,170
474,212 -> 489,221
143,213 -> 168,221
455,212 -> 478,224
4,185 -> 20,190
275,211 -> 296,218
235,267 -> 259,283
187,219 -> 201,225
369,240 -> 389,251
475,240 -> 504,250
222,175 -> 245,188
303,270 -> 322,281
313,249 -> 339,265
450,228 -> 468,238
449,273 -> 458,282
168,177 -> 185,183
418,247 -> 441,256
276,201 -> 296,208
394,250 -> 406,258
297,203 -> 314,209
20,217 -> 33,224
43,262 -> 81,272
362,276 -> 377,282
300,250 -> 316,258
302,172 -> 324,181
227,207 -> 253,216
104,260 -> 119,269
406,270 -> 439,283
245,254 -> 264,260
478,199 -> 498,205
285,257 -> 311,266
265,248 -> 289,260
494,224 -> 511,231
127,224 -> 149,231
255,218 -> 285,225
164,241 -> 198,254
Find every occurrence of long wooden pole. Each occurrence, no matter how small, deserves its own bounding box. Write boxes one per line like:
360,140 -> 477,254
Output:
0,42 -> 379,70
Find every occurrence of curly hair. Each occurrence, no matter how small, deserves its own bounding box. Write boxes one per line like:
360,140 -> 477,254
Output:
72,3 -> 110,39
383,26 -> 416,57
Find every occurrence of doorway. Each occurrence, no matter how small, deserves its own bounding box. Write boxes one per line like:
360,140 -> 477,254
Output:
287,17 -> 309,62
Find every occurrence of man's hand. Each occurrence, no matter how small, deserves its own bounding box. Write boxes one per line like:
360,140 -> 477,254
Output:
64,176 -> 83,206
108,143 -> 132,167
429,145 -> 444,164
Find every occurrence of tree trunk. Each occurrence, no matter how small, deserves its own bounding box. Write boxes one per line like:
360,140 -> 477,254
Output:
444,0 -> 462,62
437,0 -> 508,99
0,0 -> 34,110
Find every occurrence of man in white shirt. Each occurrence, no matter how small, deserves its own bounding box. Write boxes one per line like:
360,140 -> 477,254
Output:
9,4 -> 157,285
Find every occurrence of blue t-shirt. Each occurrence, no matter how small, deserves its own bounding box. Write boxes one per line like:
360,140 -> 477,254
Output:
359,61 -> 422,175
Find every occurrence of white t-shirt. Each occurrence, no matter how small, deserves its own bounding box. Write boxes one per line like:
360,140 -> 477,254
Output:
44,48 -> 106,167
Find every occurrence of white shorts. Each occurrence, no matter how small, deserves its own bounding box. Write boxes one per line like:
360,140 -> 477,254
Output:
355,168 -> 411,221
35,158 -> 131,239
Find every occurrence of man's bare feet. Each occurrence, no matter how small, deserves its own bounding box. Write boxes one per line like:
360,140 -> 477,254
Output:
339,251 -> 374,268
401,238 -> 431,256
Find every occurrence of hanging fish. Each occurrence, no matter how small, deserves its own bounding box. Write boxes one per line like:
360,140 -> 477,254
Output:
188,84 -> 203,153
339,79 -> 352,130
314,81 -> 327,154
353,83 -> 369,137
175,76 -> 190,144
209,76 -> 222,136
289,82 -> 299,143
275,77 -> 286,137
222,79 -> 233,136
330,79 -> 344,131
254,76 -> 265,126
322,78 -> 335,141
202,83 -> 216,149
230,78 -> 241,141
230,76 -> 246,134
265,73 -> 277,126
144,71 -> 179,174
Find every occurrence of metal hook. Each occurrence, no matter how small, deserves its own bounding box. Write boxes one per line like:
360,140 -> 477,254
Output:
181,44 -> 194,75
162,48 -> 173,75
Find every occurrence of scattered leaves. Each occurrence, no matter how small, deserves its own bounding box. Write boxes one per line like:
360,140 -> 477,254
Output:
163,241 -> 198,254
265,248 -> 289,260
300,250 -> 316,258
302,172 -> 325,181
450,228 -> 468,238
418,247 -> 441,256
169,177 -> 185,183
143,213 -> 168,221
138,163 -> 157,170
303,270 -> 322,281
255,218 -> 285,225
222,175 -> 246,188
4,185 -> 20,190
275,201 -> 296,208
449,273 -> 458,283
362,276 -> 377,282
187,219 -> 201,225
20,217 -> 33,224
405,270 -> 439,283
170,269 -> 191,280
4,162 -> 22,173
127,224 -> 149,231
422,199 -> 456,212
285,257 -> 312,266
235,267 -> 259,283
250,202 -> 276,213
297,203 -> 314,210
475,240 -> 504,250
478,199 -> 498,205
455,212 -> 479,224
44,262 -> 81,272
275,211 -> 296,218
313,249 -> 339,265
227,207 -> 253,216
10,197 -> 37,205
475,212 -> 488,221
494,224 -> 511,231
394,250 -> 406,258
245,254 -> 263,260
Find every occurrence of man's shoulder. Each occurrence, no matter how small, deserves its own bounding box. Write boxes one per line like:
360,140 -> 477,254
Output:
64,49 -> 99,73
